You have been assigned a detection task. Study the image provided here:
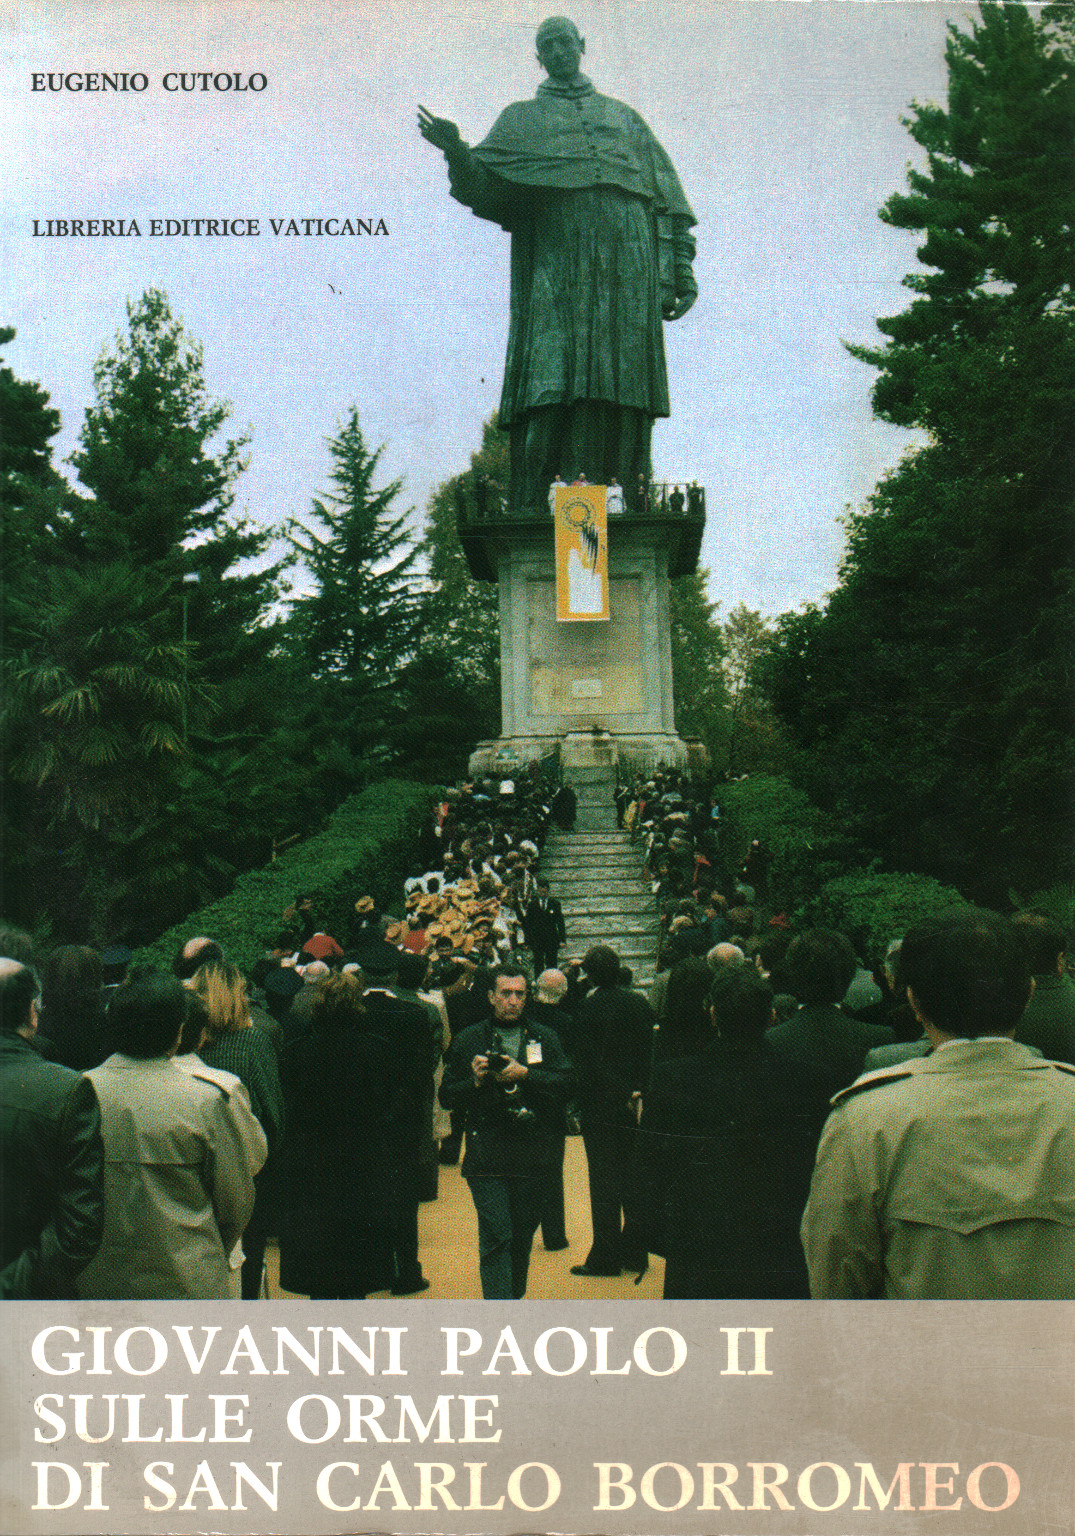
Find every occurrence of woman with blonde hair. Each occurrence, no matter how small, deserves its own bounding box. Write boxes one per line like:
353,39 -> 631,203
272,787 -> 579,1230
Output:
192,960 -> 284,1297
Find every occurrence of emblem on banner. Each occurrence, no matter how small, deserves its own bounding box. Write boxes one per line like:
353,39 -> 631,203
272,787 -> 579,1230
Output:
554,485 -> 609,622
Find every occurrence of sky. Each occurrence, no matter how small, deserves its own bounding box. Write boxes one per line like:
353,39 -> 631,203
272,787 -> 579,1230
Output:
3,0 -> 984,620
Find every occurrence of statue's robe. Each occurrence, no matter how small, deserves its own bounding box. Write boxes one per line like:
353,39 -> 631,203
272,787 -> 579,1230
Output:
448,75 -> 696,513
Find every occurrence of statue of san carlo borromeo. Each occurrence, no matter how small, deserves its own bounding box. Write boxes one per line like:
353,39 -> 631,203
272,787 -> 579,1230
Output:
419,16 -> 697,517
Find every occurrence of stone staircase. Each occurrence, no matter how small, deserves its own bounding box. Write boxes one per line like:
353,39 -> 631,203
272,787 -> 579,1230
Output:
539,760 -> 660,989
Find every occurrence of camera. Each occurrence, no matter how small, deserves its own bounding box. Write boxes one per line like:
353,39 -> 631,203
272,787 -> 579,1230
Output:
486,1030 -> 534,1125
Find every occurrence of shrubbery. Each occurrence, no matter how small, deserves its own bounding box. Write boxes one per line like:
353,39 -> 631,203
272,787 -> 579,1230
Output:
805,870 -> 971,969
717,775 -> 869,916
135,779 -> 433,972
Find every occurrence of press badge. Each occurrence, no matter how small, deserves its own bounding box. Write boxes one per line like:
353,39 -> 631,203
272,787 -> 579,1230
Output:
526,1040 -> 543,1065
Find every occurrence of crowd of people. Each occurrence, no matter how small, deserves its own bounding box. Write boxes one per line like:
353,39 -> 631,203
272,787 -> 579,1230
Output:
2,761 -> 1074,1303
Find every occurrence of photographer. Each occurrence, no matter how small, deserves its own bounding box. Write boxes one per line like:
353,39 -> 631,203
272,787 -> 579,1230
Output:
439,965 -> 570,1298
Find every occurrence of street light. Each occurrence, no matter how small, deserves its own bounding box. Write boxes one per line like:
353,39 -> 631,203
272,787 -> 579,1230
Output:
181,572 -> 200,744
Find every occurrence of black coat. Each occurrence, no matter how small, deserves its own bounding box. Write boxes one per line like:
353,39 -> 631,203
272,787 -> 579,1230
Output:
361,988 -> 437,1160
277,1020 -> 396,1297
572,985 -> 655,1124
523,897 -> 567,952
0,1032 -> 105,1298
635,1035 -> 808,1298
764,1003 -> 896,1212
439,1016 -> 570,1177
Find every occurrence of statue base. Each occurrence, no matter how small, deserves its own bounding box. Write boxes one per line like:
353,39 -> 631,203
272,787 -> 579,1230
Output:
469,731 -> 710,781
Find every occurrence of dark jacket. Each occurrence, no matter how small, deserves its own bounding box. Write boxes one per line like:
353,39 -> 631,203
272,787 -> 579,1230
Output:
1016,973 -> 1075,1065
277,1019 -> 396,1297
361,988 -> 437,1160
764,1002 -> 895,1213
523,896 -> 567,952
440,1016 -> 570,1177
0,1032 -> 105,1298
635,1035 -> 808,1298
572,984 -> 655,1124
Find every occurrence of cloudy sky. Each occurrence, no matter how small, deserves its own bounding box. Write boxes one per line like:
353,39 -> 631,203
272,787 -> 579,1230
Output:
4,0 -> 983,618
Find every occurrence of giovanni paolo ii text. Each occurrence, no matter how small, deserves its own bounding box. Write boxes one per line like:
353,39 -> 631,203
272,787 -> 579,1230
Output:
26,1322 -> 1021,1517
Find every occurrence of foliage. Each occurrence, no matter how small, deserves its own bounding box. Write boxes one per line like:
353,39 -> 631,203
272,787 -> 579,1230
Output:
805,870 -> 972,969
69,289 -> 283,701
760,4 -> 1074,903
286,408 -> 422,764
419,413 -> 505,744
669,570 -> 729,763
716,775 -> 870,917
720,602 -> 790,777
133,779 -> 433,974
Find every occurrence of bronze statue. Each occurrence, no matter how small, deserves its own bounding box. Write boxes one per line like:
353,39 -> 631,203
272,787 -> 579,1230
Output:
420,16 -> 697,517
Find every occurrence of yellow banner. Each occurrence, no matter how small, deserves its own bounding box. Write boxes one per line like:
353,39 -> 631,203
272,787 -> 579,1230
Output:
554,484 -> 609,622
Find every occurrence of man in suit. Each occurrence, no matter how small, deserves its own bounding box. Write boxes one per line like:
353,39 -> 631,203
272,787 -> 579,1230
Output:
1,959 -> 105,1298
523,878 -> 567,976
765,927 -> 895,1213
570,945 -> 655,1277
356,939 -> 437,1294
1012,910 -> 1075,1065
439,966 -> 571,1298
802,910 -> 1075,1298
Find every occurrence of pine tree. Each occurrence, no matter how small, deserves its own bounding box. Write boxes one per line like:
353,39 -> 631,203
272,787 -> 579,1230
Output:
287,409 -> 421,757
419,413 -> 505,730
764,4 -> 1074,898
69,289 -> 283,703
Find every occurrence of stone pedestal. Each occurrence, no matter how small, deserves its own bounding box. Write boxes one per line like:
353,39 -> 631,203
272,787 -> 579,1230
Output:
460,490 -> 707,778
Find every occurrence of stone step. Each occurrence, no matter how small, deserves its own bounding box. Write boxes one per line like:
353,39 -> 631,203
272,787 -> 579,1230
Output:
541,853 -> 643,872
547,831 -> 633,846
561,911 -> 656,936
559,893 -> 656,916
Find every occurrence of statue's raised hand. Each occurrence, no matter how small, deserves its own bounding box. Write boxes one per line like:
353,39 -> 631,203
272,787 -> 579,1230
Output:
418,106 -> 465,158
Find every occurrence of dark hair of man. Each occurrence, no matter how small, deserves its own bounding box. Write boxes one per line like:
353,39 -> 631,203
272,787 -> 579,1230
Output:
708,966 -> 774,1045
172,938 -> 224,981
438,960 -> 468,989
108,971 -> 188,1058
0,925 -> 37,967
537,878 -> 550,891
396,950 -> 430,990
43,945 -> 102,1009
1011,911 -> 1066,976
786,928 -> 857,1006
582,945 -> 621,988
665,956 -> 712,1045
0,963 -> 39,1034
488,962 -> 529,993
901,910 -> 1031,1037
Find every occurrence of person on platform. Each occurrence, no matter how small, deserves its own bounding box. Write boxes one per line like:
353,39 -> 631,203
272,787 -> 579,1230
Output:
440,965 -> 571,1298
419,15 -> 697,515
802,910 -> 1075,1299
0,958 -> 104,1298
523,878 -> 568,975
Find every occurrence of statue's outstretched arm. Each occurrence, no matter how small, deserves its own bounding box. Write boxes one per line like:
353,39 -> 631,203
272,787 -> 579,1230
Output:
418,106 -> 469,165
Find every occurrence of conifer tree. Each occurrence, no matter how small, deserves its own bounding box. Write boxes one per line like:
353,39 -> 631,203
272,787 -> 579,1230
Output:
763,4 -> 1074,898
287,409 -> 421,757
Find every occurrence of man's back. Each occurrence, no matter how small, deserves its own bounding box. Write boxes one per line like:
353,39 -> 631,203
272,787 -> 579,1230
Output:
803,1040 -> 1075,1299
79,1054 -> 259,1299
0,1033 -> 104,1298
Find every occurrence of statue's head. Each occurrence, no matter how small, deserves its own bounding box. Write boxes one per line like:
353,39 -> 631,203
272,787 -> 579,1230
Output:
536,17 -> 585,81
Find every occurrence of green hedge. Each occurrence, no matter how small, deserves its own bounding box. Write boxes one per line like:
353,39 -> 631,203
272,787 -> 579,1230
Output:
135,778 -> 433,972
805,870 -> 972,969
717,775 -> 869,915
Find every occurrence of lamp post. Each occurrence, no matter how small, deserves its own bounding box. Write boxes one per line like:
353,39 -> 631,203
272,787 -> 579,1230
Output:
181,572 -> 200,744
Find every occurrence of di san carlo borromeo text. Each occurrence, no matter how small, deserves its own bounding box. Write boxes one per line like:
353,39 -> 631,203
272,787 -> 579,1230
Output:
23,1321 -> 1022,1519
